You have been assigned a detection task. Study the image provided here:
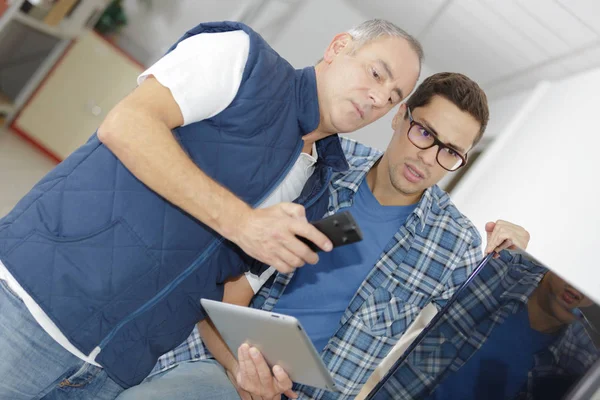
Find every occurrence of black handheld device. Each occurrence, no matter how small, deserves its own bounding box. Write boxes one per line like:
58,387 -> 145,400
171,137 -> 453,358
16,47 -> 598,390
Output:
298,211 -> 363,252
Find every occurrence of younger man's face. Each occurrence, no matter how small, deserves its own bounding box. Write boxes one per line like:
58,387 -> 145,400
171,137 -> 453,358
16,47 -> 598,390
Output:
544,272 -> 594,325
383,95 -> 480,201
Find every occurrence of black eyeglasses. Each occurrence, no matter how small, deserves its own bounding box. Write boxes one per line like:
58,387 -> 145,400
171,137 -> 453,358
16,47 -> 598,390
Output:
406,107 -> 467,172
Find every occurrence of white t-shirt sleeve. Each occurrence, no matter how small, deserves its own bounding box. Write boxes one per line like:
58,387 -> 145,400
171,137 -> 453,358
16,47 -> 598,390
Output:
245,267 -> 277,294
138,30 -> 250,126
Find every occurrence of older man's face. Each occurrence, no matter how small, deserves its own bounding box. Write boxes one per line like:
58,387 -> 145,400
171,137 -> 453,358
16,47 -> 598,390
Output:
319,35 -> 420,133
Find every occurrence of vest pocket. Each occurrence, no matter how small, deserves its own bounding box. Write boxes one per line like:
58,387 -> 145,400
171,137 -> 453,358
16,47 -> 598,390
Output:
4,219 -> 160,336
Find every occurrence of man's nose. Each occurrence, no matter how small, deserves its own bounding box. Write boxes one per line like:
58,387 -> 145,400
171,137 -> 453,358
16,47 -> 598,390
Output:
418,145 -> 438,166
369,88 -> 388,107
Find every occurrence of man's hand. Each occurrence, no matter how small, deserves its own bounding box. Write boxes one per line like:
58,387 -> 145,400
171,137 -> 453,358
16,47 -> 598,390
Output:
230,203 -> 333,273
484,220 -> 530,257
230,343 -> 297,400
226,368 -> 255,400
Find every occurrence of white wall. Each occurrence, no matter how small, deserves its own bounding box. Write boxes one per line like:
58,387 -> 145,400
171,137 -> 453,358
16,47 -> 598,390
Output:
117,0 -> 303,65
435,88 -> 536,191
451,68 -> 600,304
485,88 -> 534,142
117,0 -> 254,64
268,0 -> 366,67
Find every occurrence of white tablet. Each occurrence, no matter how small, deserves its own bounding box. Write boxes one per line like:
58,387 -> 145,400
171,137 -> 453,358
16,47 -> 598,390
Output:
200,298 -> 338,392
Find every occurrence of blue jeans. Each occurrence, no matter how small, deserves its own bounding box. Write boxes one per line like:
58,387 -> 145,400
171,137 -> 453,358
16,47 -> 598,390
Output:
116,359 -> 240,400
0,279 -> 124,400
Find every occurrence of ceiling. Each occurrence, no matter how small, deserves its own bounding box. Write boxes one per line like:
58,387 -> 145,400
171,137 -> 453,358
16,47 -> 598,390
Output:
119,0 -> 600,100
346,0 -> 600,98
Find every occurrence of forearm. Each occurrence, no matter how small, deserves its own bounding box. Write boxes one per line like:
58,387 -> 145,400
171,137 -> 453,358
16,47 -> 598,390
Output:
198,275 -> 255,372
98,105 -> 248,239
198,319 -> 238,372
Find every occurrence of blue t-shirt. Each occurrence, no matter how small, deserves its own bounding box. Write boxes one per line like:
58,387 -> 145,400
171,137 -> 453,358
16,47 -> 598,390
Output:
272,177 -> 417,352
428,306 -> 558,400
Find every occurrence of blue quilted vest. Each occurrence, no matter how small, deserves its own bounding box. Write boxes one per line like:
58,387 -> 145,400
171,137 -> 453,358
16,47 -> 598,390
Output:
0,21 -> 348,387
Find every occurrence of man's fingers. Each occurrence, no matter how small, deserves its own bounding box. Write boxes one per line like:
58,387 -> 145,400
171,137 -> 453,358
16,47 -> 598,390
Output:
238,346 -> 287,399
484,221 -> 496,254
489,238 -> 509,257
271,256 -> 296,274
237,344 -> 246,374
238,344 -> 259,390
492,238 -> 512,259
273,365 -> 296,398
276,247 -> 306,270
291,221 -> 332,252
485,219 -> 530,254
236,344 -> 248,385
497,239 -> 513,252
485,222 -> 506,254
250,347 -> 275,391
239,389 -> 254,400
284,237 -> 319,265
226,369 -> 254,400
283,390 -> 298,399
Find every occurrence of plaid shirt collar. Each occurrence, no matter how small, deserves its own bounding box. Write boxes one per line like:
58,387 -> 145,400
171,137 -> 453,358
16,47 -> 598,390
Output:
328,139 -> 450,234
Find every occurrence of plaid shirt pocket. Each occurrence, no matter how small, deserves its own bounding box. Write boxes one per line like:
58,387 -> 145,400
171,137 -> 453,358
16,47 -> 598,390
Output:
358,278 -> 430,338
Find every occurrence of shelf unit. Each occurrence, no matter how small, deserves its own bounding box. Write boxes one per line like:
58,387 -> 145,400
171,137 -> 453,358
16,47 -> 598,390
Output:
13,29 -> 144,162
0,0 -> 109,128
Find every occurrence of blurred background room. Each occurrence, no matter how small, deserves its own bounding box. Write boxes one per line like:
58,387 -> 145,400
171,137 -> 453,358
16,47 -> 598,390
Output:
1,1 -> 599,398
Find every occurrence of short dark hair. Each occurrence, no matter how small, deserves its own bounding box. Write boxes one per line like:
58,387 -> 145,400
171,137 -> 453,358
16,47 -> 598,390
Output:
406,72 -> 489,147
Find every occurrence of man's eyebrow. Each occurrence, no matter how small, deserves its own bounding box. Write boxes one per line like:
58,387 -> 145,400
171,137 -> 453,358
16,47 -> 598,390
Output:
419,117 -> 467,154
378,59 -> 404,100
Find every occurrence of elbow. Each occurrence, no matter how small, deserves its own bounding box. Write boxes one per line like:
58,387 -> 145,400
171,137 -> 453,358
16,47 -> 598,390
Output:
98,103 -> 144,152
97,101 -> 135,149
97,107 -> 122,147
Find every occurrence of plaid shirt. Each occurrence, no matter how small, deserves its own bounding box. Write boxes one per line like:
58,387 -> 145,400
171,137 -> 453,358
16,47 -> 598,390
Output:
378,250 -> 599,400
152,138 -> 483,399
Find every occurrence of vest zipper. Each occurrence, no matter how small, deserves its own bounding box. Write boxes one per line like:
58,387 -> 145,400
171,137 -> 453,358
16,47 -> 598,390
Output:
301,167 -> 332,210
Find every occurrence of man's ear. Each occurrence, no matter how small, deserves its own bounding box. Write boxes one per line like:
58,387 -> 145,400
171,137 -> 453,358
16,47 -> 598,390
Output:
323,33 -> 352,63
392,104 -> 407,131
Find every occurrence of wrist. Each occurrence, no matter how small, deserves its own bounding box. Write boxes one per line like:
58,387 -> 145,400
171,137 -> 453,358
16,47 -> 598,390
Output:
226,362 -> 241,385
220,201 -> 252,242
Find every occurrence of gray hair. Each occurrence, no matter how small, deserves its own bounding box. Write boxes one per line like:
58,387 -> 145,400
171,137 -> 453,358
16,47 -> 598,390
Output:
347,19 -> 424,64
